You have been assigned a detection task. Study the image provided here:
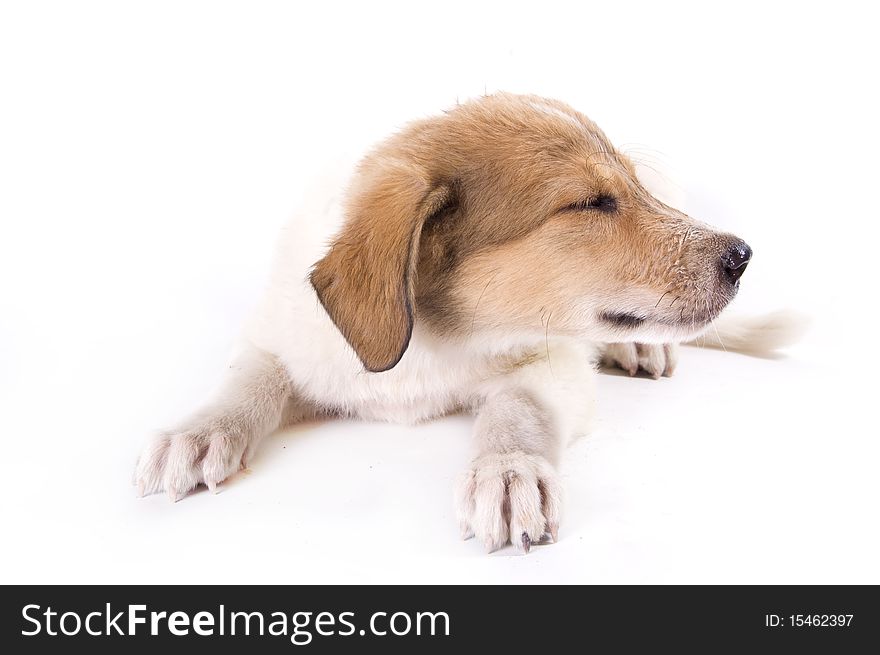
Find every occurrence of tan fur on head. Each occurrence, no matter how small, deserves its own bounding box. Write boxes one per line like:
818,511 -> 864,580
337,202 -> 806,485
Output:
312,93 -> 751,370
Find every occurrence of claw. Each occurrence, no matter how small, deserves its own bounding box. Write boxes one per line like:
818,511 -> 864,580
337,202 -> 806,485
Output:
548,522 -> 559,543
206,480 -> 217,494
168,489 -> 180,503
521,532 -> 531,554
460,521 -> 474,541
136,480 -> 145,498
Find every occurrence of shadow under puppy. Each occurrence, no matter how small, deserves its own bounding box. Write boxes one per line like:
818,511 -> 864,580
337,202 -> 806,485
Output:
135,93 -> 798,553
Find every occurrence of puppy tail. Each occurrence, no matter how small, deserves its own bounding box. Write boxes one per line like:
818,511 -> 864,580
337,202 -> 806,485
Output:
686,309 -> 809,354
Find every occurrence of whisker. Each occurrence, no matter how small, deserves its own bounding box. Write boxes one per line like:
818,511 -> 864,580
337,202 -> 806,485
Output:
470,271 -> 498,336
708,298 -> 726,352
618,143 -> 669,159
582,151 -> 633,178
654,285 -> 675,309
544,311 -> 554,377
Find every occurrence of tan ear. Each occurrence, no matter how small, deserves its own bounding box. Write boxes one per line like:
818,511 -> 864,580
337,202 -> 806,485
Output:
310,160 -> 452,372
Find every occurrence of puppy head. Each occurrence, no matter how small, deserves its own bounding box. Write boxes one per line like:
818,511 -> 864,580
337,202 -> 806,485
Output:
311,94 -> 751,371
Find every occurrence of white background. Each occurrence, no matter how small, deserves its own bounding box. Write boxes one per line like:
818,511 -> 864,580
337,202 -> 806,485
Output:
1,1 -> 877,584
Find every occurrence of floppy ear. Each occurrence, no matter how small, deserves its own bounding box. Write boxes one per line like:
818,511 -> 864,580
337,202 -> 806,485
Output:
310,159 -> 452,372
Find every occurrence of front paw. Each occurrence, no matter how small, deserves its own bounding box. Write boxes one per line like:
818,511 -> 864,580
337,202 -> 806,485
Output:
454,452 -> 561,554
601,342 -> 678,379
134,420 -> 252,502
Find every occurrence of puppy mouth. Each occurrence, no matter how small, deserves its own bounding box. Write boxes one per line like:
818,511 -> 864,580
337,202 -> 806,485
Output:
599,270 -> 741,338
600,311 -> 648,328
600,305 -> 723,335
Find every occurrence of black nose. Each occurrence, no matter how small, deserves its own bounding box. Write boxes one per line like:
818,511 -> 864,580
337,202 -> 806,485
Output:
721,241 -> 752,284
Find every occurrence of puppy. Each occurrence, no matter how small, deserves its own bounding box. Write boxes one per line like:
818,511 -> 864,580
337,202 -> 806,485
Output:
135,93 -> 797,553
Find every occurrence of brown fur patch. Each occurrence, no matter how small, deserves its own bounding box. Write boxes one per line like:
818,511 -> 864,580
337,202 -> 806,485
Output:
311,93 -> 746,369
310,156 -> 454,372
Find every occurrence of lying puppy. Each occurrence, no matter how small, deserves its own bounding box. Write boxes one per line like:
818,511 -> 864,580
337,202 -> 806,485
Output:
135,93 -> 796,553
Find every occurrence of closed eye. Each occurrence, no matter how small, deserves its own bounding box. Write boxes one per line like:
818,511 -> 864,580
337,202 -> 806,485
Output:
562,195 -> 618,214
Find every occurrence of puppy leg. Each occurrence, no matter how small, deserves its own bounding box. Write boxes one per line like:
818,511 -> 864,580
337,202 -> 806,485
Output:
601,342 -> 678,379
456,344 -> 595,553
135,345 -> 306,501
